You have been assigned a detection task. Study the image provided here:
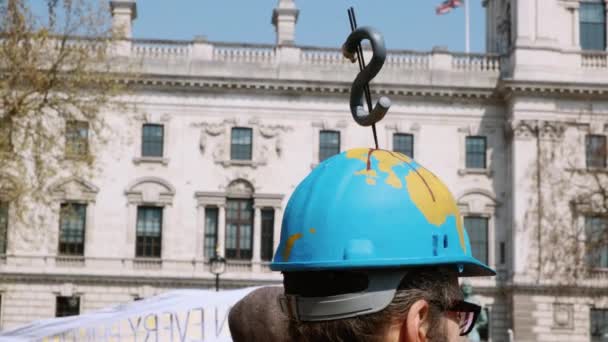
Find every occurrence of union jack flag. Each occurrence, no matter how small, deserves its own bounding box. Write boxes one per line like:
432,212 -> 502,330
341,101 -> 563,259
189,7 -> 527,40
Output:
436,0 -> 462,15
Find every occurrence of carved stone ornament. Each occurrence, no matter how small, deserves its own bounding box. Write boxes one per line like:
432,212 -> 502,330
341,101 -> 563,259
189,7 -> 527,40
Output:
539,121 -> 565,141
226,179 -> 255,197
552,303 -> 574,329
193,118 -> 292,166
192,119 -> 235,154
312,120 -> 348,130
250,117 -> 292,157
508,120 -> 537,139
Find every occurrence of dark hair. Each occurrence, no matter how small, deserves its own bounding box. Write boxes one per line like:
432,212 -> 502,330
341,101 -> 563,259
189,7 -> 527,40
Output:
286,267 -> 461,342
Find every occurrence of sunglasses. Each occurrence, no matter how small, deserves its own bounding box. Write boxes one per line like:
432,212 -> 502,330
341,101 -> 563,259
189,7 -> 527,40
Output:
445,300 -> 482,336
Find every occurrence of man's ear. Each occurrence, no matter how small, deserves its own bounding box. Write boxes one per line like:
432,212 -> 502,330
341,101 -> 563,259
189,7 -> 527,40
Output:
399,299 -> 430,342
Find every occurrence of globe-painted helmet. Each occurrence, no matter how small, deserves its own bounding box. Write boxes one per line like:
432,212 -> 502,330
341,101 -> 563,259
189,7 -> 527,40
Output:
270,148 -> 495,321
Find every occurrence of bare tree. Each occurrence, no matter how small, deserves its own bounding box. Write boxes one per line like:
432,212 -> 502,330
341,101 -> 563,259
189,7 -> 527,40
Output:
524,121 -> 608,283
0,0 -> 131,235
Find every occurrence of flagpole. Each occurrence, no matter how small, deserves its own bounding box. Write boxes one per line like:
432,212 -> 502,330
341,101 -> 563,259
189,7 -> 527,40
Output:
465,0 -> 470,53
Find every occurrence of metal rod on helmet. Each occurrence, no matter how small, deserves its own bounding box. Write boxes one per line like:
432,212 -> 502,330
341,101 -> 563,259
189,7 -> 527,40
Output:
347,7 -> 379,150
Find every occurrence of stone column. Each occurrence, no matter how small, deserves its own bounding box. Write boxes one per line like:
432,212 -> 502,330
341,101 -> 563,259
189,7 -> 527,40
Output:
109,0 -> 137,39
509,120 -> 538,280
252,206 -> 262,272
564,1 -> 580,49
272,0 -> 299,46
273,207 -> 283,253
197,205 -> 206,258
217,204 -> 226,258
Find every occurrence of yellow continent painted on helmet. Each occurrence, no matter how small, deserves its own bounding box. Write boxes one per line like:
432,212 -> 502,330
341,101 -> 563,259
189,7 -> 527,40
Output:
346,148 -> 466,253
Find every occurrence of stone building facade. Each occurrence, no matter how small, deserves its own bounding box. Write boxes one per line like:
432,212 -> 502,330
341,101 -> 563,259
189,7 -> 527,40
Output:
0,0 -> 607,341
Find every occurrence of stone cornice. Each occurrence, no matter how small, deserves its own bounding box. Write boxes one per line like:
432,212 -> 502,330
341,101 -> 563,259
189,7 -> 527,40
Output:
0,272 -> 281,288
502,282 -> 608,296
500,79 -> 608,99
121,74 -> 499,101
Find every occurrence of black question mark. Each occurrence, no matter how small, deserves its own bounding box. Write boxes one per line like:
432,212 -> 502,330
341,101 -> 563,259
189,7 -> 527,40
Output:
342,26 -> 391,127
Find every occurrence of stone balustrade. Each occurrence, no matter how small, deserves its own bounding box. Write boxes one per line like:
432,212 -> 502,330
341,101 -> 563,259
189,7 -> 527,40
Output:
132,39 -> 191,59
451,53 -> 501,72
130,38 -> 500,75
581,51 -> 608,69
213,42 -> 276,64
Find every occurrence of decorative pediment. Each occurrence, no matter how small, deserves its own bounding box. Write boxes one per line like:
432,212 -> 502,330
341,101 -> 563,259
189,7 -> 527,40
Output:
50,177 -> 99,202
457,188 -> 500,215
125,177 -> 175,205
225,179 -> 255,198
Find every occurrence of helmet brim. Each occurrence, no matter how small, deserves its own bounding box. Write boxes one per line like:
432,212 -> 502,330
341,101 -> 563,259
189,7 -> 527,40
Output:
271,255 -> 496,277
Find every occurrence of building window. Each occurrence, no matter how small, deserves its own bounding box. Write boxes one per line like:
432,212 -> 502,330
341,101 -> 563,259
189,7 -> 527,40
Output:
136,206 -> 162,258
393,133 -> 414,158
586,135 -> 607,168
465,136 -> 487,169
464,216 -> 489,265
65,121 -> 89,157
585,216 -> 608,268
0,202 -> 7,255
55,296 -> 80,317
581,1 -> 607,51
261,208 -> 275,262
0,120 -> 11,152
204,207 -> 218,259
225,199 -> 253,260
58,203 -> 86,256
319,130 -> 340,162
141,124 -> 164,157
231,127 -> 253,160
591,308 -> 608,342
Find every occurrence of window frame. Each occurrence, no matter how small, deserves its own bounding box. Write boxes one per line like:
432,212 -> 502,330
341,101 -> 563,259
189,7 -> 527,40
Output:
261,208 -> 275,262
0,119 -> 12,153
55,296 -> 80,318
0,202 -> 7,255
586,134 -> 607,169
464,216 -> 489,265
230,127 -> 253,161
585,215 -> 608,269
141,124 -> 164,158
225,198 -> 253,260
319,130 -> 341,162
204,207 -> 219,259
465,136 -> 487,169
135,206 -> 163,259
393,133 -> 414,159
65,120 -> 89,157
580,1 -> 607,51
591,308 -> 608,341
58,202 -> 87,256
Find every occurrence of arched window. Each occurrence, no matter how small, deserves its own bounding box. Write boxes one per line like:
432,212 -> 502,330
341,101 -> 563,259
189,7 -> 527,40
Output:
125,177 -> 175,259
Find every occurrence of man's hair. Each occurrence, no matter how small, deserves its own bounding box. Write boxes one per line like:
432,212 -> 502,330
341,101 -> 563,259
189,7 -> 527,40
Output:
285,267 -> 461,342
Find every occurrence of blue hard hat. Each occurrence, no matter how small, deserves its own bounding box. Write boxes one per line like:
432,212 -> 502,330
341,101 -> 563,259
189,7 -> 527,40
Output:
271,148 -> 495,277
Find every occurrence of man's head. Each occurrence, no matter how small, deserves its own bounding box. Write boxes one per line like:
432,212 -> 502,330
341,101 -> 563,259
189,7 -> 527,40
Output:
269,149 -> 493,341
285,267 -> 471,342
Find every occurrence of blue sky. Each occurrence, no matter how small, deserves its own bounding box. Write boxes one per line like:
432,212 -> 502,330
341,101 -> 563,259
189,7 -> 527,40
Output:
131,1 -> 486,53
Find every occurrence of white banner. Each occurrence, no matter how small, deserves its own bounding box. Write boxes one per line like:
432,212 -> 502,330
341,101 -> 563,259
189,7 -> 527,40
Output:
0,287 -> 260,342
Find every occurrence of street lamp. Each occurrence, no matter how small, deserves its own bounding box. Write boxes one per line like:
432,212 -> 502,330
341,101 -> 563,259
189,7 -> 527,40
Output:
210,249 -> 226,292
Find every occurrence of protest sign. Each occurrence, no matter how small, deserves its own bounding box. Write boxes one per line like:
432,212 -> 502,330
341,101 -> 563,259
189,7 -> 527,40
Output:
0,287 -> 262,342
